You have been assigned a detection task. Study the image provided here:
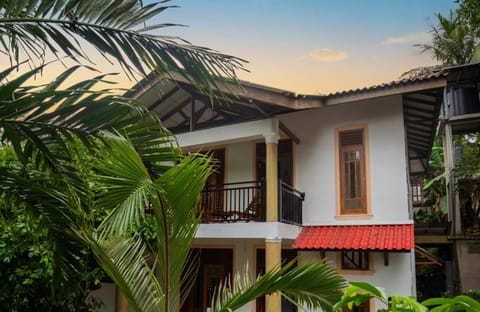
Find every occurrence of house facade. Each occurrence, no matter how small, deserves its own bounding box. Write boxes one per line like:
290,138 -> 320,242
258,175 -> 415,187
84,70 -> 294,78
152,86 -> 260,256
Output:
93,69 -> 454,311
175,96 -> 417,312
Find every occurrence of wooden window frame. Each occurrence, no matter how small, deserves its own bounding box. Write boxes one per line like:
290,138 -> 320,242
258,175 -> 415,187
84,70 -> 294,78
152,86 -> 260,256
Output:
335,126 -> 372,219
410,175 -> 424,207
337,250 -> 374,275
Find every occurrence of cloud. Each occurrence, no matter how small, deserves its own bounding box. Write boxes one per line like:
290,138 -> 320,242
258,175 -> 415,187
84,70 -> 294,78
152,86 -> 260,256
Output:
307,48 -> 348,62
382,32 -> 431,45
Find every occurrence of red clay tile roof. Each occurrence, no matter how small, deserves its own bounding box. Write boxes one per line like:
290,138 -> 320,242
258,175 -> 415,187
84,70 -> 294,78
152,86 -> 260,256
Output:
292,224 -> 414,251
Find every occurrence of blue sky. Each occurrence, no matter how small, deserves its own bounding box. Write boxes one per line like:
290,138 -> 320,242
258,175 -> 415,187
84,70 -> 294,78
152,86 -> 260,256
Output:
155,0 -> 457,94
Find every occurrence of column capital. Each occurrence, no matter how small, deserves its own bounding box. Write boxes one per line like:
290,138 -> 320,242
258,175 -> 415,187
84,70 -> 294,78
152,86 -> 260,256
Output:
265,237 -> 282,243
264,133 -> 280,144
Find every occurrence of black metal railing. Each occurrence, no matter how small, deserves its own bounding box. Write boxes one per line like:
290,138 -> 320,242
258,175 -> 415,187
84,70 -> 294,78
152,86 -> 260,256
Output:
200,179 -> 304,225
279,180 -> 305,225
200,180 -> 265,223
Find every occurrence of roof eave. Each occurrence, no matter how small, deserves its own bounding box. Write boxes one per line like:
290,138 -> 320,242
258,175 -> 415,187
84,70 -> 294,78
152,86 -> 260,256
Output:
323,78 -> 447,106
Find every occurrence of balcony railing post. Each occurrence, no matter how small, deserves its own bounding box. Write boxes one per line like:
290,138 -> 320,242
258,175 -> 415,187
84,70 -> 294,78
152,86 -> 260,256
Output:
278,178 -> 283,222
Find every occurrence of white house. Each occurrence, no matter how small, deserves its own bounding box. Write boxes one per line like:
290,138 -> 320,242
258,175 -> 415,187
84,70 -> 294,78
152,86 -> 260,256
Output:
119,70 -> 446,312
94,68 -> 451,311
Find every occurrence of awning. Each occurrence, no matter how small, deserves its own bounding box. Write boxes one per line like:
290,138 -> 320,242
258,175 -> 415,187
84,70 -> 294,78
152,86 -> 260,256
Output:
292,224 -> 414,251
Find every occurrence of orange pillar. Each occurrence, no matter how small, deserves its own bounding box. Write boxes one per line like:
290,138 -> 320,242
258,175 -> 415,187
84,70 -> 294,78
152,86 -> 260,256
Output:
115,286 -> 128,312
265,238 -> 282,311
264,131 -> 281,312
265,135 -> 279,222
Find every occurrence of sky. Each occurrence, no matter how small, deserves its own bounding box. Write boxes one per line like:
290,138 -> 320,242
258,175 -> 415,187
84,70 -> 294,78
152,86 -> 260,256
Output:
1,1 -> 459,95
149,0 -> 458,95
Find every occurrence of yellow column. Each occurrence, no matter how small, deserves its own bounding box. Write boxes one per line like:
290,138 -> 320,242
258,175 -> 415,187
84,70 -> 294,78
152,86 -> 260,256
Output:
265,134 -> 279,222
265,238 -> 282,312
264,124 -> 281,312
115,286 -> 128,312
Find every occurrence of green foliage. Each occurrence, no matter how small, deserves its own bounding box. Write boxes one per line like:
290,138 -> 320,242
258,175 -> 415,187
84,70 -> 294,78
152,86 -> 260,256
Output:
0,1 -> 243,309
333,281 -> 388,311
423,295 -> 480,312
413,208 -> 448,224
0,143 -> 106,311
334,282 -> 480,312
456,0 -> 480,37
418,0 -> 480,66
422,138 -> 448,217
208,260 -> 346,312
0,2 -> 346,312
0,188 -> 104,311
419,10 -> 476,66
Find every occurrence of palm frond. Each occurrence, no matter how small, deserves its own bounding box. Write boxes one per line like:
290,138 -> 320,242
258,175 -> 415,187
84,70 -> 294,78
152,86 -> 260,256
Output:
209,260 -> 346,312
152,152 -> 212,311
85,233 -> 164,312
0,0 -> 247,94
417,10 -> 476,65
93,131 -> 212,311
95,131 -> 159,238
0,165 -> 90,293
0,64 -> 158,171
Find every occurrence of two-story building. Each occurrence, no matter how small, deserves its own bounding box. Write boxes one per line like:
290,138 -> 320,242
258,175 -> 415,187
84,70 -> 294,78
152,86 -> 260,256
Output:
116,70 -> 446,312
93,65 -> 464,311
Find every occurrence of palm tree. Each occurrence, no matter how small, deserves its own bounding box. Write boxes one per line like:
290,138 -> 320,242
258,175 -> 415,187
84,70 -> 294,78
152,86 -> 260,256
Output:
419,10 -> 476,66
0,0 -> 245,292
1,1 -> 346,311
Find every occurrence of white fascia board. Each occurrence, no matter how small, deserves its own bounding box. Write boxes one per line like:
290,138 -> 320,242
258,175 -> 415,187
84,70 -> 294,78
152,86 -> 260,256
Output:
301,219 -> 414,226
177,118 -> 279,149
196,222 -> 302,240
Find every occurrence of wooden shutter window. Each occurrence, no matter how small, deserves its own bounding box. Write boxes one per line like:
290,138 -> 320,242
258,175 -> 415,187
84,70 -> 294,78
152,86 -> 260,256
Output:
340,130 -> 363,146
339,129 -> 367,214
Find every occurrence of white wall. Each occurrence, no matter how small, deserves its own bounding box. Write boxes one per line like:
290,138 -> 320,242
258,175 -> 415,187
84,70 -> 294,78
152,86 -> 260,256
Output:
457,241 -> 480,291
184,95 -> 411,226
279,95 -> 411,225
193,237 -> 270,312
299,250 -> 415,297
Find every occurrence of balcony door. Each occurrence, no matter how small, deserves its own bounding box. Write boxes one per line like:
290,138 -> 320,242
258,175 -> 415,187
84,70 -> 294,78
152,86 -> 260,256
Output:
202,149 -> 225,219
181,248 -> 233,312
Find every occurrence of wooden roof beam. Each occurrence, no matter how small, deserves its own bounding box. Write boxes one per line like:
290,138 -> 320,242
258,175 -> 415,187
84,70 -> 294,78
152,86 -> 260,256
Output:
279,121 -> 300,144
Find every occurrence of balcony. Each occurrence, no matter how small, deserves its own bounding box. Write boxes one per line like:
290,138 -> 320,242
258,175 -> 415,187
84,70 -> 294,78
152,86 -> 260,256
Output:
200,179 -> 304,225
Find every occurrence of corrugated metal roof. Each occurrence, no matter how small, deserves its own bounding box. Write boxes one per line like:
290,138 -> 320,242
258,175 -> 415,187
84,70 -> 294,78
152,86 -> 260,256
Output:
326,68 -> 447,98
292,224 -> 414,251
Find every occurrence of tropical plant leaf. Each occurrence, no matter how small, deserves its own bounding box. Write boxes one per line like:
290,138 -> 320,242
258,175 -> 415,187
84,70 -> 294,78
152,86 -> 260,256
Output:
84,233 -> 164,312
151,152 -> 212,311
349,281 -> 388,302
209,260 -> 346,312
333,281 -> 388,311
0,164 -> 90,293
92,131 -> 212,311
0,64 -> 159,171
423,295 -> 480,312
0,0 -> 246,95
